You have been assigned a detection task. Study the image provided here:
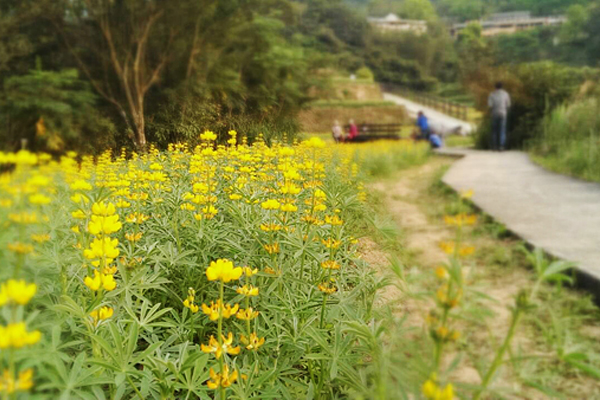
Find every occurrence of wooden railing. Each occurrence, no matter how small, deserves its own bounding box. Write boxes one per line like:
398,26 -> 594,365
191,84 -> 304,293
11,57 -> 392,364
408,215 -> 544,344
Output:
382,85 -> 469,121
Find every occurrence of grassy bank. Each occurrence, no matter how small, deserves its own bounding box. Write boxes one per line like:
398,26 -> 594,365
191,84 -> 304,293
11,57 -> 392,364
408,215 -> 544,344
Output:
360,157 -> 600,398
530,97 -> 600,182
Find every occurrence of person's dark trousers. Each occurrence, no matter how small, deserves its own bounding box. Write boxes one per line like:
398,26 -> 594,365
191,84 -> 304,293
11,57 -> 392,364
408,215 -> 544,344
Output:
490,114 -> 507,150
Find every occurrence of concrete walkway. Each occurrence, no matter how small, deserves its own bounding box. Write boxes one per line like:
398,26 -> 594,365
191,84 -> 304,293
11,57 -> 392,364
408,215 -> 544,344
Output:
439,149 -> 600,289
383,92 -> 474,135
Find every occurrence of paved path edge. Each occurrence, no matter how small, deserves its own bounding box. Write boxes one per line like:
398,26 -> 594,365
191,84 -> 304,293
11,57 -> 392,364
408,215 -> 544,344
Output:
435,148 -> 600,302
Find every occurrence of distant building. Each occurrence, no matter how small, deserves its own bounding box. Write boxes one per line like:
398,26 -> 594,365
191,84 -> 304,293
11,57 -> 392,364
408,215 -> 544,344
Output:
367,13 -> 428,35
451,11 -> 566,37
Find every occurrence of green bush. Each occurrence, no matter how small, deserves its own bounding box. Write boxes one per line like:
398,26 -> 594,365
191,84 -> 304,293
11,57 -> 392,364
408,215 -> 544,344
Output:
355,67 -> 374,82
531,97 -> 600,181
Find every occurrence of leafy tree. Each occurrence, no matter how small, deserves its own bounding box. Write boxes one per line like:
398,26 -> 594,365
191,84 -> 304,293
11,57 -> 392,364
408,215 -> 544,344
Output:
455,22 -> 494,83
559,4 -> 589,43
2,68 -> 115,152
51,0 -> 173,151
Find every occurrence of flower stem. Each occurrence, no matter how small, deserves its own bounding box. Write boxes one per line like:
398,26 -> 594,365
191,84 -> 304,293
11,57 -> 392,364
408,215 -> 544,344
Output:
473,307 -> 523,400
319,293 -> 327,329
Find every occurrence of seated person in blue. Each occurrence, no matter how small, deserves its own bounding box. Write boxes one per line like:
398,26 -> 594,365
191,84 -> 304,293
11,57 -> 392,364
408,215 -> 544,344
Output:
416,111 -> 430,140
429,131 -> 443,149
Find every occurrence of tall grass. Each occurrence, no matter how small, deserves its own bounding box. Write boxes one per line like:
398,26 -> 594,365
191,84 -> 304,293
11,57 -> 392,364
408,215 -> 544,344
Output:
530,97 -> 600,181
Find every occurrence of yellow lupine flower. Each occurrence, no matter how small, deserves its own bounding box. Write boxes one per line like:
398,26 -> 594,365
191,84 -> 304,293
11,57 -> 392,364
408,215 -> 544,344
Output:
180,203 -> 196,211
90,306 -> 114,323
8,212 -> 38,224
70,180 -> 92,191
0,368 -> 34,394
302,137 -> 326,149
201,333 -> 240,359
125,232 -> 143,242
321,238 -> 342,249
200,130 -> 217,141
279,183 -> 301,195
125,213 -> 150,224
321,260 -> 340,270
28,193 -> 51,205
202,205 -> 218,218
7,242 -> 33,255
115,199 -> 131,208
240,332 -> 265,351
317,279 -> 337,295
236,284 -> 259,297
236,307 -> 259,321
435,266 -> 449,280
260,199 -> 281,210
422,374 -> 454,400
91,202 -> 117,217
444,213 -> 477,227
439,242 -> 475,258
324,215 -> 343,226
0,323 -> 41,349
71,210 -> 86,219
0,280 -> 37,306
31,233 -> 50,243
206,365 -> 238,390
183,288 -> 199,313
263,243 -> 280,254
243,267 -> 259,277
280,203 -> 298,212
84,270 -> 117,291
259,223 -> 282,232
84,237 -> 120,260
88,214 -> 122,236
201,300 -> 239,321
205,259 -> 243,283
314,203 -> 327,212
0,199 -> 13,208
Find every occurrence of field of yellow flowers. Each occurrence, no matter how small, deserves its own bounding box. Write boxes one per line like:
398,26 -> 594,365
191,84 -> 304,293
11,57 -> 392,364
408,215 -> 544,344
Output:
0,133 -> 432,399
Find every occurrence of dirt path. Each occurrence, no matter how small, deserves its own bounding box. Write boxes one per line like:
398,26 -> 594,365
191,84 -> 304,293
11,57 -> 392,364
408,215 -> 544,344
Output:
361,157 -> 600,399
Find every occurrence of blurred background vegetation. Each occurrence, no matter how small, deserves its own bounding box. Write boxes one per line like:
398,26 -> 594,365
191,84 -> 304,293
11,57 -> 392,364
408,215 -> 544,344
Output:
3,0 -> 600,167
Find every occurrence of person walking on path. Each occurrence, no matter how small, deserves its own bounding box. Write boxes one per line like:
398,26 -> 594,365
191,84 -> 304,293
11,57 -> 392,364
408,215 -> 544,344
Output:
488,82 -> 511,151
332,120 -> 343,143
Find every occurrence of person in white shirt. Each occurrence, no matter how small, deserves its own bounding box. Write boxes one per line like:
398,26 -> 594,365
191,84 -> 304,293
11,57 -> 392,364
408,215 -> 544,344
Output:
331,120 -> 343,143
488,82 -> 511,151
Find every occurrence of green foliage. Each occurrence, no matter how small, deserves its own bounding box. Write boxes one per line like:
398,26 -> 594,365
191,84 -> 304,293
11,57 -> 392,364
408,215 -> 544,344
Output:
473,62 -> 591,149
530,96 -> 600,181
355,66 -> 374,81
354,141 -> 431,177
432,0 -> 596,22
2,68 -> 116,152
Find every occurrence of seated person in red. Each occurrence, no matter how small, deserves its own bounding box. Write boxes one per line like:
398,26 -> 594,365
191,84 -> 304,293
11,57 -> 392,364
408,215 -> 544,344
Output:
347,119 -> 359,141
